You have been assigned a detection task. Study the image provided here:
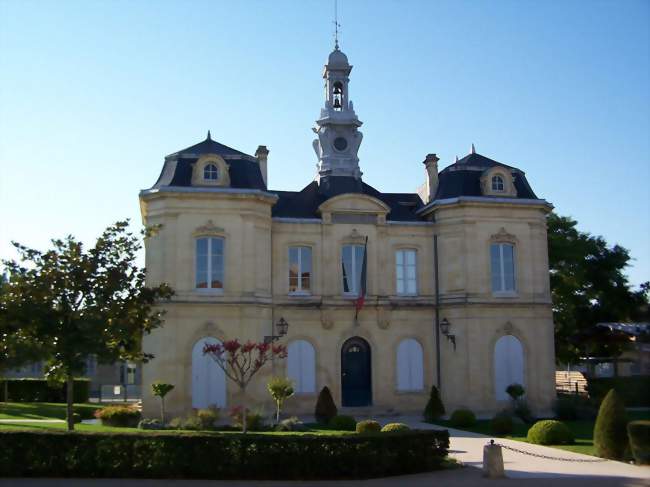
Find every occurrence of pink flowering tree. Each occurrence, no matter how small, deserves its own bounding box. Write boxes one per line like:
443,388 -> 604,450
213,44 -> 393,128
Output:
203,339 -> 287,433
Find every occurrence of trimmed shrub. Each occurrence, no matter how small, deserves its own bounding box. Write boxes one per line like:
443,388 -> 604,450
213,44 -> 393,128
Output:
449,409 -> 476,428
627,420 -> 650,465
586,376 -> 650,407
0,378 -> 90,403
229,406 -> 265,432
423,386 -> 445,422
95,405 -> 141,427
356,420 -> 381,434
527,420 -> 574,445
506,383 -> 525,401
593,389 -> 628,459
490,412 -> 514,435
314,386 -> 338,424
0,429 -> 450,479
138,419 -> 164,430
275,416 -> 306,432
329,415 -> 356,431
197,408 -> 219,430
381,423 -> 410,433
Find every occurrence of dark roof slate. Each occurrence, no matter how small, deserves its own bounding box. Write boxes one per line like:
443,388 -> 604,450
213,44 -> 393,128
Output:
435,152 -> 538,200
271,176 -> 424,222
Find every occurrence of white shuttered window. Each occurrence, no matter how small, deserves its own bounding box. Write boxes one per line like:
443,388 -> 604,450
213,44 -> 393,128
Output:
396,338 -> 424,391
287,340 -> 316,394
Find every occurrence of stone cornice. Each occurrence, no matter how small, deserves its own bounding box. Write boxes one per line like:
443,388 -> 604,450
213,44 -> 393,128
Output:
417,196 -> 553,216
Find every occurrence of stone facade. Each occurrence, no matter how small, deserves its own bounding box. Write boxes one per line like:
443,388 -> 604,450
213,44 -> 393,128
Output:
139,46 -> 555,420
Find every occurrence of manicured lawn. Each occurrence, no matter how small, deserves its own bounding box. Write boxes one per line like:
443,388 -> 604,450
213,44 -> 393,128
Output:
0,402 -> 103,420
434,410 -> 650,457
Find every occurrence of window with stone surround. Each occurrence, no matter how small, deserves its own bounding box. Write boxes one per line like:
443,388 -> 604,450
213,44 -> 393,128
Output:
287,340 -> 316,394
396,249 -> 417,295
491,175 -> 505,191
289,246 -> 312,294
491,243 -> 515,293
396,338 -> 424,392
342,244 -> 364,295
195,237 -> 224,290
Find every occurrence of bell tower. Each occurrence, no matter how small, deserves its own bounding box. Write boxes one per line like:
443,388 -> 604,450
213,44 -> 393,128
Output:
312,44 -> 363,181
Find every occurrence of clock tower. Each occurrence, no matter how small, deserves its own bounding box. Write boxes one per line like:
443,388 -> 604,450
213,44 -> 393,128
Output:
312,44 -> 363,181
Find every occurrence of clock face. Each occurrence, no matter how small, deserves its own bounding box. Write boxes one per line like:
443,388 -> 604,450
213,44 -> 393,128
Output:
334,137 -> 348,151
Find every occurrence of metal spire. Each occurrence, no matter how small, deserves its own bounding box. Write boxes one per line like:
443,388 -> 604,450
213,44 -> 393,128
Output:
207,130 -> 212,140
471,143 -> 476,154
333,0 -> 340,50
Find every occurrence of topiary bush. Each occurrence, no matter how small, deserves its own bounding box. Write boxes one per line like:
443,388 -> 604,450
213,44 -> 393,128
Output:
381,423 -> 410,433
449,409 -> 476,428
94,405 -> 141,427
627,420 -> 650,465
315,386 -> 338,424
506,383 -> 525,401
329,415 -> 356,431
526,420 -> 574,445
423,386 -> 445,422
356,420 -> 381,434
594,389 -> 628,460
490,411 -> 514,435
0,429 -> 450,479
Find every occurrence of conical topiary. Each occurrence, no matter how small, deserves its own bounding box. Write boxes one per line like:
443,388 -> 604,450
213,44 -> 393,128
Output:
423,386 -> 445,422
315,386 -> 338,424
593,388 -> 628,460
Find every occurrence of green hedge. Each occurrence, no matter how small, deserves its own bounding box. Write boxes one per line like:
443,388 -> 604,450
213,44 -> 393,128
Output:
0,429 -> 449,479
0,379 -> 90,403
586,376 -> 650,407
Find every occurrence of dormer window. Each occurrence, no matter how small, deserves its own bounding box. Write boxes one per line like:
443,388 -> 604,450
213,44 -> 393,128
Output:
204,163 -> 218,181
491,175 -> 505,192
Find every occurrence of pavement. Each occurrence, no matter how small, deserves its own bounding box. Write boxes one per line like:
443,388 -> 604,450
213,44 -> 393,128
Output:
2,415 -> 649,486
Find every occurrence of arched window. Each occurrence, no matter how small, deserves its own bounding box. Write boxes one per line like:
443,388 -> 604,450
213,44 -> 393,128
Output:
192,337 -> 226,408
287,340 -> 316,393
491,175 -> 504,191
396,338 -> 424,391
333,81 -> 343,110
494,335 -> 524,401
204,163 -> 219,181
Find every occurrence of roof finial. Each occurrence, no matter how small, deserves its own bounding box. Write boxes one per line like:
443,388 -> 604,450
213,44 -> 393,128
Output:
455,155 -> 459,163
471,143 -> 476,154
333,0 -> 340,50
207,130 -> 212,140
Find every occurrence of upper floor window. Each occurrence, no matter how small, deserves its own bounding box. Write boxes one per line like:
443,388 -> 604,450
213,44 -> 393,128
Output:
204,163 -> 219,181
396,249 -> 417,295
342,244 -> 364,295
491,175 -> 505,192
289,246 -> 312,294
491,243 -> 515,293
196,237 -> 224,290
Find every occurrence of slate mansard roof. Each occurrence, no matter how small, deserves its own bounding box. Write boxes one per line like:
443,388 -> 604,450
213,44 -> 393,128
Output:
150,134 -> 267,191
147,135 -> 542,222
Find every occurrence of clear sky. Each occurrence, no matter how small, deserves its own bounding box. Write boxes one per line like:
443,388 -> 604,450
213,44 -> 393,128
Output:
1,0 -> 648,287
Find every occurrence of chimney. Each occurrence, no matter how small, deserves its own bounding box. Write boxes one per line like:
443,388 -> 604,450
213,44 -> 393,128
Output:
255,145 -> 269,187
423,153 -> 440,203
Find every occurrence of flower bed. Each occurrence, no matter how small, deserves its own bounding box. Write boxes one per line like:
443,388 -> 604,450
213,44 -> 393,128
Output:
0,429 -> 449,479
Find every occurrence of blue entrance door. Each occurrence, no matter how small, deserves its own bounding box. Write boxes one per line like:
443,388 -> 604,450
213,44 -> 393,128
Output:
341,337 -> 372,407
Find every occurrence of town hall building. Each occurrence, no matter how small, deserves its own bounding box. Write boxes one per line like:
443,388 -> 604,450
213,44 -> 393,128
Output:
139,43 -> 556,419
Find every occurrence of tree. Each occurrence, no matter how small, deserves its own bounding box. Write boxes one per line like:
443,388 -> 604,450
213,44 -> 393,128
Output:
547,213 -> 649,364
151,382 -> 175,424
594,389 -> 628,459
423,386 -> 445,422
314,386 -> 338,424
203,339 -> 286,433
267,376 -> 294,423
0,221 -> 173,430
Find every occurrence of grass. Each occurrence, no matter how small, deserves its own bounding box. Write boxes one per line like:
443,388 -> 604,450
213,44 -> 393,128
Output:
0,402 -> 103,420
433,410 -> 650,457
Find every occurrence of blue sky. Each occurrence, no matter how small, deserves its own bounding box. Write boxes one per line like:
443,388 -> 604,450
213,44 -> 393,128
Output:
1,0 -> 648,287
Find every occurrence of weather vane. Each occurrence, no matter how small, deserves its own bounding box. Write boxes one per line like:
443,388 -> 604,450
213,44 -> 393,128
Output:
333,0 -> 340,50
